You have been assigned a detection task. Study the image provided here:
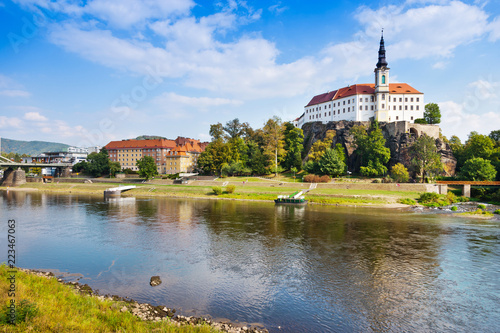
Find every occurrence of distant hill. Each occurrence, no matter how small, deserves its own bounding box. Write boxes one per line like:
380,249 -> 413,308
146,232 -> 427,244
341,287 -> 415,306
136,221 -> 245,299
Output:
0,138 -> 70,156
135,135 -> 167,140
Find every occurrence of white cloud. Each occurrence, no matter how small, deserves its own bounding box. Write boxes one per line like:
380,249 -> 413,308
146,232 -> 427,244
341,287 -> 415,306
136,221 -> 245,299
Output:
356,2 -> 489,60
24,111 -> 48,121
468,79 -> 499,100
440,100 -> 500,141
268,2 -> 288,15
432,61 -> 448,69
0,116 -> 22,128
487,16 -> 500,41
0,90 -> 31,97
156,92 -> 243,108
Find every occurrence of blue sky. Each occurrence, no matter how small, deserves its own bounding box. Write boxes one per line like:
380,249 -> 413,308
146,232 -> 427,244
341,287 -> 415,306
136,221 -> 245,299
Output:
1,0 -> 500,147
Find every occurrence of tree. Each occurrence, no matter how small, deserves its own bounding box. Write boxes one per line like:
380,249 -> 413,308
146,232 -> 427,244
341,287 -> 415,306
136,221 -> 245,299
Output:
489,130 -> 500,146
308,130 -> 335,162
463,132 -> 495,161
109,161 -> 121,177
85,149 -> 110,177
424,103 -> 441,124
246,140 -> 268,175
414,118 -> 427,124
409,135 -> 443,182
459,157 -> 497,181
136,156 -> 158,180
209,123 -> 225,142
391,163 -> 409,183
223,118 -> 243,140
317,147 -> 346,177
353,121 -> 390,177
283,123 -> 304,170
196,140 -> 231,175
262,116 -> 285,176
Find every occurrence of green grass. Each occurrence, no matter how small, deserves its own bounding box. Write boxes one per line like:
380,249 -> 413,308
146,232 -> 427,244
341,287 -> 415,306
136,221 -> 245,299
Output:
0,265 -> 219,332
458,209 -> 494,217
398,198 -> 417,205
10,179 -> 424,207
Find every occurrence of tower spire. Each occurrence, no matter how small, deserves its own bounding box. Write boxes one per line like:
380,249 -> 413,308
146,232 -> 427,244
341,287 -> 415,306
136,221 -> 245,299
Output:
376,30 -> 388,69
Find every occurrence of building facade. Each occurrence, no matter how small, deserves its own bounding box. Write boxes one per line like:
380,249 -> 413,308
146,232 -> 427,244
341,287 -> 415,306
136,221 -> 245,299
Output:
104,137 -> 208,174
295,35 -> 424,127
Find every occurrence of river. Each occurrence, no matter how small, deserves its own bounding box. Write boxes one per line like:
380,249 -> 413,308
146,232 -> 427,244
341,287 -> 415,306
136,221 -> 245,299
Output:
1,191 -> 499,332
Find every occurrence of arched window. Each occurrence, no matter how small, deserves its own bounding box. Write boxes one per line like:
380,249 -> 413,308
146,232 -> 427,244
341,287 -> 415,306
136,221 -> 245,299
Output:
382,75 -> 386,84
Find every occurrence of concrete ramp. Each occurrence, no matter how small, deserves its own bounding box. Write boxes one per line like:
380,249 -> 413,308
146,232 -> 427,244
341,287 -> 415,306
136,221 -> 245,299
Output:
104,185 -> 137,197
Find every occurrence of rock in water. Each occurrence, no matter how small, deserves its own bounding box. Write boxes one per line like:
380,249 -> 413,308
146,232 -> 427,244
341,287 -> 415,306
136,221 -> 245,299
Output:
150,276 -> 162,287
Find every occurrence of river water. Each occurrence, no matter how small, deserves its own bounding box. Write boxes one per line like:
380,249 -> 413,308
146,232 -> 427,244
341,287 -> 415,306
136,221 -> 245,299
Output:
1,191 -> 499,332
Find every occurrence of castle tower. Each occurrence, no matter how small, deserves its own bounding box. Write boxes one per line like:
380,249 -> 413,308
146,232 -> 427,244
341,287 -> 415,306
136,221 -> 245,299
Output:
374,32 -> 390,121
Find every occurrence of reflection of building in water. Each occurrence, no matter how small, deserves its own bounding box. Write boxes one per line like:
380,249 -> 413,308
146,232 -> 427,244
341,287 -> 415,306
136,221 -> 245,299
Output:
274,204 -> 306,219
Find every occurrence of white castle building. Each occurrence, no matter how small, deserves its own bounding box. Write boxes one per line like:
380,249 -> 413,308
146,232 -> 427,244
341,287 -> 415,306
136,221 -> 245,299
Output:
295,34 -> 424,128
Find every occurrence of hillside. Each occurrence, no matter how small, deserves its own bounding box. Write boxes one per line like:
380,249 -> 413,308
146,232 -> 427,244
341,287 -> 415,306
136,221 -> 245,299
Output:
0,138 -> 70,155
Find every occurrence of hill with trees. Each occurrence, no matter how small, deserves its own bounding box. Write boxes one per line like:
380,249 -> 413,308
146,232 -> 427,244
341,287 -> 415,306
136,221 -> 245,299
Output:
0,138 -> 70,155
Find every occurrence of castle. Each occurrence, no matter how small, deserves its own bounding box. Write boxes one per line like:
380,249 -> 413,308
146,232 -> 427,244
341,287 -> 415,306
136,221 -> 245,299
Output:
295,34 -> 424,128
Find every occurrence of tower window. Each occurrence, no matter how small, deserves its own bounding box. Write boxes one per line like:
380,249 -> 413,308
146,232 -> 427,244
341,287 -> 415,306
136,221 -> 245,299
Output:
382,75 -> 386,84
382,94 -> 385,100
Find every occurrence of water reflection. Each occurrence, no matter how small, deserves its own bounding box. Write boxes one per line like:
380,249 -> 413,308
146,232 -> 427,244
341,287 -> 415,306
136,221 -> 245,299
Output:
1,191 -> 499,332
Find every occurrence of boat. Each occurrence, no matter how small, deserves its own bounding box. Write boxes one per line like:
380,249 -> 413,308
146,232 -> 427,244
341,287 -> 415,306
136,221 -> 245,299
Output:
274,190 -> 309,205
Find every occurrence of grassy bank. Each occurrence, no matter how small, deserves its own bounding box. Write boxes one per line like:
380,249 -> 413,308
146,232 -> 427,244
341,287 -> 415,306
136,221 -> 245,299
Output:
5,180 -> 423,207
0,265 -> 218,332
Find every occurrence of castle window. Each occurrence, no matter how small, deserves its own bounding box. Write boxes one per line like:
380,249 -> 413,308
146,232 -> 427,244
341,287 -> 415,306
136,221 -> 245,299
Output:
382,94 -> 385,100
348,99 -> 350,104
360,98 -> 362,103
343,101 -> 345,105
411,98 -> 414,102
399,98 -> 402,102
382,75 -> 386,84
348,107 -> 350,112
411,105 -> 414,110
411,116 -> 414,120
405,106 -> 408,110
382,104 -> 385,109
365,98 -> 368,102
333,111 -> 336,115
417,97 -> 420,102
399,106 -> 402,110
405,98 -> 408,102
329,104 -> 331,108
371,96 -> 374,102
365,106 -> 368,110
393,106 -> 396,110
371,105 -> 374,110
329,112 -> 331,116
396,116 -> 399,120
325,113 -> 327,117
343,108 -> 345,113
416,106 -> 419,110
393,98 -> 396,102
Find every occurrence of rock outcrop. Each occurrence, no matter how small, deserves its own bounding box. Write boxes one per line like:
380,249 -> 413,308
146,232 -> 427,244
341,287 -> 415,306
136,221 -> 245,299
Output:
302,120 -> 456,176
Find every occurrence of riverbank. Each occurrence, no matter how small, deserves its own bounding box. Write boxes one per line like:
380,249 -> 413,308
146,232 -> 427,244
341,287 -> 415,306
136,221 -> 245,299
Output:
1,179 -> 424,208
0,265 -> 267,333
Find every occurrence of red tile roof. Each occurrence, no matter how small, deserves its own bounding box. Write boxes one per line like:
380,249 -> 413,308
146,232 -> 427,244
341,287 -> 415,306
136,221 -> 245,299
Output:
105,139 -> 177,150
305,83 -> 422,107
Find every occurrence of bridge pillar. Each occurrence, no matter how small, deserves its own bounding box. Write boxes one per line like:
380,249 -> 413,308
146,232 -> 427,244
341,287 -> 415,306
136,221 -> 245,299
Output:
438,184 -> 448,194
462,184 -> 471,198
1,167 -> 26,187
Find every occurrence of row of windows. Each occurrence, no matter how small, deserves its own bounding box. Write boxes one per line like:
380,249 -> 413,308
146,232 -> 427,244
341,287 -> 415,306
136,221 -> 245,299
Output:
307,104 -> 421,120
306,95 -> 421,113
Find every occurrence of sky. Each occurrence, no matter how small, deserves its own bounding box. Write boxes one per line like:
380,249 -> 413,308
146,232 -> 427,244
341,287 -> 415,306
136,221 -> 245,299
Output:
1,0 -> 500,148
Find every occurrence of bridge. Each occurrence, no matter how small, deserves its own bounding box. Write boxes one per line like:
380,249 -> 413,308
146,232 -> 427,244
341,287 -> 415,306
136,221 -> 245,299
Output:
436,181 -> 500,197
0,155 -> 72,186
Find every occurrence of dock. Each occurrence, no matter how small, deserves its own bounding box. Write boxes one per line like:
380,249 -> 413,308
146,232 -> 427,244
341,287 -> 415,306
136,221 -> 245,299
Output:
104,185 -> 137,197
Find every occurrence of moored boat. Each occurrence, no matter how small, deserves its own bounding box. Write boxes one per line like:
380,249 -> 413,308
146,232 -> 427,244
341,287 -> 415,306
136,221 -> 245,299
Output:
275,190 -> 309,205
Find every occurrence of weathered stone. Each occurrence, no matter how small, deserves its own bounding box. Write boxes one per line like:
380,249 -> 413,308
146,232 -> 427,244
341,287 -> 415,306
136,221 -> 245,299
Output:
302,120 -> 456,177
150,275 -> 162,286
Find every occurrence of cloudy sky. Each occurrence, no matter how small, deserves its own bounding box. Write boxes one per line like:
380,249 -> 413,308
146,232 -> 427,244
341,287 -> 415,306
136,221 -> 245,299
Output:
1,0 -> 499,147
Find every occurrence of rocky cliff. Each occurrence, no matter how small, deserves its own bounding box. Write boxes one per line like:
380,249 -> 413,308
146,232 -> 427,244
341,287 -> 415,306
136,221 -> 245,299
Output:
302,121 -> 456,176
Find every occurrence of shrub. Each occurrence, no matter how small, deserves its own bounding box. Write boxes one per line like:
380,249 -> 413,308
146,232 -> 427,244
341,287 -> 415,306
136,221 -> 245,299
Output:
399,198 -> 416,205
494,209 -> 500,214
451,206 -> 458,211
478,204 -> 486,210
226,185 -> 235,194
391,163 -> 409,183
212,186 -> 223,195
418,192 -> 440,203
0,299 -> 38,324
319,175 -> 331,183
372,178 -> 382,183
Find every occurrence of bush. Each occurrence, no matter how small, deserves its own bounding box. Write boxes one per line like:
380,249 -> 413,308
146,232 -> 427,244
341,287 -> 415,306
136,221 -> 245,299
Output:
303,174 -> 331,183
212,186 -> 223,195
372,178 -> 382,183
226,185 -> 235,194
418,192 -> 440,203
399,198 -> 416,205
391,163 -> 409,183
319,175 -> 331,183
451,206 -> 458,211
478,204 -> 486,210
0,299 -> 38,324
494,209 -> 500,214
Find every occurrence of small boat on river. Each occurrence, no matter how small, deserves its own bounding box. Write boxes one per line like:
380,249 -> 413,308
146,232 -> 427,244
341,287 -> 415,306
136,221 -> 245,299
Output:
275,190 -> 309,205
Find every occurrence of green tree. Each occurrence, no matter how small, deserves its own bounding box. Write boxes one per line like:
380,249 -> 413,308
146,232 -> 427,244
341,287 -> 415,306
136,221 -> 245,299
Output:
246,140 -> 268,175
262,116 -> 285,176
223,118 -> 243,140
409,135 -> 443,182
136,156 -> 158,180
489,130 -> 500,146
283,123 -> 304,170
391,163 -> 409,183
353,121 -> 390,177
424,103 -> 441,124
463,132 -> 495,161
209,123 -> 225,142
308,130 -> 335,162
317,147 -> 346,177
459,157 -> 497,181
414,118 -> 427,124
86,149 -> 110,177
197,140 -> 231,175
109,161 -> 121,177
